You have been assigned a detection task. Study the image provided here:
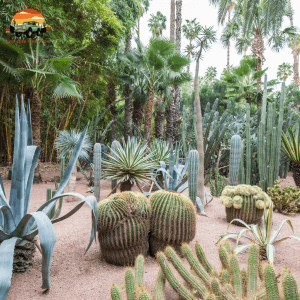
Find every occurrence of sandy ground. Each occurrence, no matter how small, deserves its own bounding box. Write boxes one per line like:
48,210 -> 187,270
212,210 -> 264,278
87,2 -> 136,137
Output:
1,163 -> 300,300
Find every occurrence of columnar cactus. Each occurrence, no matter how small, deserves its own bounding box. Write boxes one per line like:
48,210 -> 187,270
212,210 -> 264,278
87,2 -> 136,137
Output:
229,135 -> 242,186
188,149 -> 199,206
93,143 -> 101,202
97,192 -> 150,266
149,190 -> 196,256
220,184 -> 272,225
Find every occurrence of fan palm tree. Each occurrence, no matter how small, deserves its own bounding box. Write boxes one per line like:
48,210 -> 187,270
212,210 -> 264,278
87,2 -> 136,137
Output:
277,62 -> 293,82
137,0 -> 151,36
183,19 -> 202,73
192,25 -> 217,208
0,39 -> 82,148
205,66 -> 218,83
148,11 -> 167,37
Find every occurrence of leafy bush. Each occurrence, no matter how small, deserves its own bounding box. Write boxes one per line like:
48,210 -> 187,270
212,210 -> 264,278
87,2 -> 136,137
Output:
267,180 -> 300,214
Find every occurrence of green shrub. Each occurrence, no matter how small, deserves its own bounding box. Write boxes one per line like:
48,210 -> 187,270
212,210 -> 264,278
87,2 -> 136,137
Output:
267,180 -> 300,214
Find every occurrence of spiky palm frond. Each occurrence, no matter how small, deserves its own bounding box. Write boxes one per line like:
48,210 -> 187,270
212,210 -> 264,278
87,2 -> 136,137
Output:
282,127 -> 300,162
149,139 -> 170,164
55,129 -> 92,160
102,137 -> 158,185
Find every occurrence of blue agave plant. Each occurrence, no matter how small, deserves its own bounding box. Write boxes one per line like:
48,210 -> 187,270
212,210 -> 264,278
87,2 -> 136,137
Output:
0,96 -> 98,299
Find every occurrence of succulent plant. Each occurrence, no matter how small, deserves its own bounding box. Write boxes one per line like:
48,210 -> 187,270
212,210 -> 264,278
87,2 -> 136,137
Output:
97,192 -> 151,266
218,201 -> 300,264
0,96 -> 98,299
208,167 -> 227,197
228,135 -> 242,186
220,184 -> 272,225
149,190 -> 196,256
111,241 -> 300,299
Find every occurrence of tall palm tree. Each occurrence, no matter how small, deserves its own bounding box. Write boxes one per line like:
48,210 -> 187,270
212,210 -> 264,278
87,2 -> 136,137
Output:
170,0 -> 176,41
137,0 -> 151,37
148,11 -> 167,37
277,62 -> 293,82
205,66 -> 218,82
288,32 -> 300,89
183,19 -> 201,73
0,39 -> 82,148
192,26 -> 217,209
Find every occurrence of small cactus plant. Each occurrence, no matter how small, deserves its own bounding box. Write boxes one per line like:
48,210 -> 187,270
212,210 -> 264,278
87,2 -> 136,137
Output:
220,184 -> 272,225
97,192 -> 151,266
229,134 -> 242,186
149,190 -> 196,256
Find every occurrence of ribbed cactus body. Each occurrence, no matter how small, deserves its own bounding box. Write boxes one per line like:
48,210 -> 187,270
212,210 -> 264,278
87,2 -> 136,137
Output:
93,143 -> 101,202
149,190 -> 196,256
283,271 -> 300,300
97,192 -> 150,266
229,135 -> 242,186
264,264 -> 280,300
220,184 -> 272,226
188,150 -> 199,205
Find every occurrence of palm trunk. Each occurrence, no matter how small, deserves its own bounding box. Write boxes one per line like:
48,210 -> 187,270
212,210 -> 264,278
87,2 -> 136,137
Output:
166,91 -> 175,144
31,90 -> 41,148
144,86 -> 154,140
227,7 -> 232,72
105,82 -> 118,143
170,0 -> 175,41
154,97 -> 165,140
124,84 -> 133,142
133,99 -> 144,134
252,30 -> 264,108
288,0 -> 299,90
194,47 -> 205,210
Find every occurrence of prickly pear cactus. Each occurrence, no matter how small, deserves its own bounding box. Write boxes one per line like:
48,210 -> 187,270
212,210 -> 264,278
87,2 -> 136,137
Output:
97,192 -> 151,266
220,184 -> 273,225
149,190 -> 196,256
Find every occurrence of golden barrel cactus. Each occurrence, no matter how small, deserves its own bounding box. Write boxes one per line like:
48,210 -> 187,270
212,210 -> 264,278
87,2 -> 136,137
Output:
97,192 -> 151,266
149,190 -> 196,256
220,184 -> 272,226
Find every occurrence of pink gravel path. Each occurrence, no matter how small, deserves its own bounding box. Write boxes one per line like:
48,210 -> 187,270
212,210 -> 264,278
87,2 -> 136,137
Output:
2,166 -> 300,300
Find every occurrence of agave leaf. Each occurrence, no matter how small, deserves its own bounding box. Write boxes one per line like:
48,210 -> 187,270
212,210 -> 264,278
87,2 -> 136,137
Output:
196,196 -> 208,217
151,174 -> 163,190
0,173 -> 6,201
269,219 -> 294,244
0,237 -> 19,299
273,236 -> 300,246
177,181 -> 188,193
266,244 -> 275,264
43,124 -> 89,216
216,233 -> 238,244
233,244 -> 251,255
26,100 -> 33,145
227,219 -> 251,231
0,206 -> 16,234
0,229 -> 11,241
143,192 -> 153,196
158,161 -> 169,188
24,146 -> 40,216
235,228 -> 252,246
250,225 -> 263,245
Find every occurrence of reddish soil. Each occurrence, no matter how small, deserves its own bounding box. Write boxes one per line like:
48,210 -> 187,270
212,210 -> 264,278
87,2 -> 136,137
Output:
1,163 -> 300,300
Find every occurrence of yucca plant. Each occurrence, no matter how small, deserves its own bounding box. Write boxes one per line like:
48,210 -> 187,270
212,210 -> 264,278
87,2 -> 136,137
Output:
0,96 -> 98,299
55,128 -> 92,199
282,126 -> 300,186
217,201 -> 300,264
102,137 -> 158,193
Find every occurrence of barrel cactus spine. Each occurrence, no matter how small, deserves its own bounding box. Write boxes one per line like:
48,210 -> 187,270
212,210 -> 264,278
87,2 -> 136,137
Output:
229,135 -> 242,186
149,190 -> 196,256
220,184 -> 272,225
97,192 -> 150,266
188,149 -> 199,206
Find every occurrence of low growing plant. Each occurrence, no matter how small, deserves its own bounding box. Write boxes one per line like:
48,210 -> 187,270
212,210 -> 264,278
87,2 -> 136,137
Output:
267,180 -> 300,214
208,167 -> 227,196
0,97 -> 98,299
217,201 -> 300,264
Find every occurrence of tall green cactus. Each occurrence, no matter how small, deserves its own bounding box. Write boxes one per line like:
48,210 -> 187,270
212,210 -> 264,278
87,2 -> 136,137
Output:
258,76 -> 285,191
229,135 -> 242,186
149,190 -> 196,256
93,143 -> 101,202
97,192 -> 150,266
245,104 -> 252,184
111,140 -> 120,194
188,149 -> 199,205
182,105 -> 188,158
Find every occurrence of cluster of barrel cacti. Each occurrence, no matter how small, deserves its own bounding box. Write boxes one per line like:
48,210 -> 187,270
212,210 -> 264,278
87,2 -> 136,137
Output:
97,189 -> 197,265
111,241 -> 300,300
220,184 -> 272,225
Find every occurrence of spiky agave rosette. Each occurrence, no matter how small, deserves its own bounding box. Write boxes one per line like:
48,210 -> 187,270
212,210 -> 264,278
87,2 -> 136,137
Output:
220,184 -> 272,226
97,192 -> 151,266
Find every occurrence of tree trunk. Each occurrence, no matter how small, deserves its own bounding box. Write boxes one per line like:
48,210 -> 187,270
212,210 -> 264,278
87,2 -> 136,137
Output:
252,30 -> 264,108
194,50 -> 205,210
154,97 -> 165,140
105,82 -> 118,143
144,86 -> 154,140
170,0 -> 176,41
133,99 -> 144,134
165,93 -> 175,144
124,84 -> 133,142
173,0 -> 183,143
120,180 -> 134,192
31,90 -> 41,148
288,0 -> 299,90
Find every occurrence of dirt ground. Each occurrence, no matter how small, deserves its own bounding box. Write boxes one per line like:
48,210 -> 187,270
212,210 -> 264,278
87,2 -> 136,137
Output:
1,163 -> 300,300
